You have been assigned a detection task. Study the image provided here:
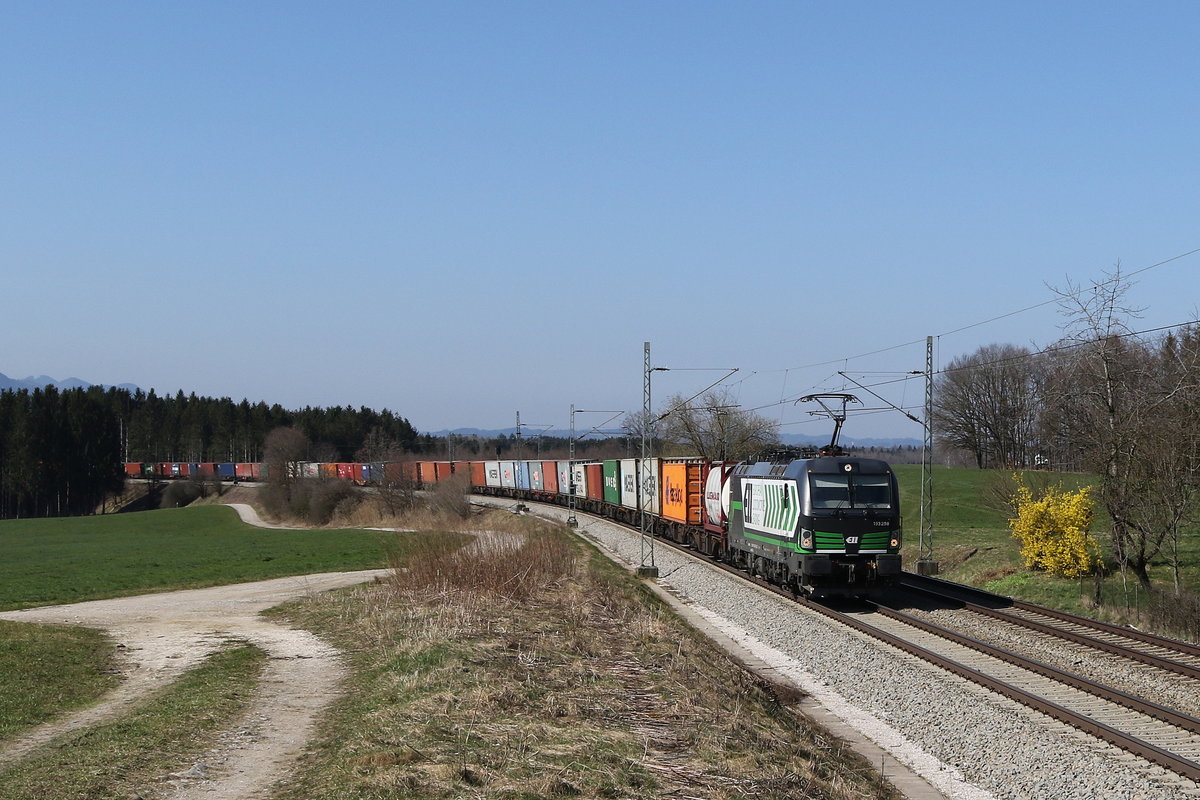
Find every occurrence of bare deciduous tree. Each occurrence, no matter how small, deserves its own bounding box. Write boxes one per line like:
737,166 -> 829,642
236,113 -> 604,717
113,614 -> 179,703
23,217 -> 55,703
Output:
264,426 -> 309,484
934,343 -> 1043,468
1048,268 -> 1200,591
653,389 -> 779,460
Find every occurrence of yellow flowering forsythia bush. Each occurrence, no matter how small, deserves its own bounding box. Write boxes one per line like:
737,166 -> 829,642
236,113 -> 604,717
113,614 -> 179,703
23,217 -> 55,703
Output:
1009,476 -> 1099,578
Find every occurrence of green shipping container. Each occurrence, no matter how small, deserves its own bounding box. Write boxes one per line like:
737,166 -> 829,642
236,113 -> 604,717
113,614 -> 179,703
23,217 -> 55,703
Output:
602,460 -> 621,505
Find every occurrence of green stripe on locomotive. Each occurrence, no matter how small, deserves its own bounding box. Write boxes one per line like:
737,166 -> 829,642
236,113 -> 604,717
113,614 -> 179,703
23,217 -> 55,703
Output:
812,528 -> 895,552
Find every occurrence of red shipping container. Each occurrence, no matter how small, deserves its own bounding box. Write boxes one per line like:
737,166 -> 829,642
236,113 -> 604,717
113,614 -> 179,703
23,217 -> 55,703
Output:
412,462 -> 433,483
584,463 -> 604,501
124,462 -> 142,477
434,462 -> 454,481
470,461 -> 485,488
541,460 -> 558,493
336,463 -> 357,481
196,463 -> 217,476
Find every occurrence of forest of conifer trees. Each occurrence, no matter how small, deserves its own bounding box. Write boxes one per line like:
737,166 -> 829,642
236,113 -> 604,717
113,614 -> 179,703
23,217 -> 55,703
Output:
0,385 -> 422,519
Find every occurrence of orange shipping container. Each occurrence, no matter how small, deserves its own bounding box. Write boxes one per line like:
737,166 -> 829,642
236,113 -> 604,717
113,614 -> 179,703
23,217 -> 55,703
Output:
469,461 -> 486,488
383,462 -> 419,483
235,463 -> 261,479
661,460 -> 704,525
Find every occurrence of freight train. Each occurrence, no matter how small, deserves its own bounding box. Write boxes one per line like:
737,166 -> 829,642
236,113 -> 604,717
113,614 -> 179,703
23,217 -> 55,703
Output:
125,451 -> 901,597
467,452 -> 902,596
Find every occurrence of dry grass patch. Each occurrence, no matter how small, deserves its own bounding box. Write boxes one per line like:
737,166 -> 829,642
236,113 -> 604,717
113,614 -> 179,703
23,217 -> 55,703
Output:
270,508 -> 898,800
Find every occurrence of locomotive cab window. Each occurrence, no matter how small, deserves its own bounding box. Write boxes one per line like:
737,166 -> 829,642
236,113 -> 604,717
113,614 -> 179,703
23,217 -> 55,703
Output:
852,474 -> 893,509
810,475 -> 851,509
808,474 -> 893,510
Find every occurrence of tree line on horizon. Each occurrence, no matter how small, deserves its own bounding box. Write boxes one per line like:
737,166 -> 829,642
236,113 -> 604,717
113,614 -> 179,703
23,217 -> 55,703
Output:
0,386 -> 425,519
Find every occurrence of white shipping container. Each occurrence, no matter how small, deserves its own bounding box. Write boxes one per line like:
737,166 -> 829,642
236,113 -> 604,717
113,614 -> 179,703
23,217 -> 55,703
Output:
704,462 -> 734,526
484,461 -> 502,488
556,461 -> 572,496
619,458 -> 660,515
500,461 -> 517,488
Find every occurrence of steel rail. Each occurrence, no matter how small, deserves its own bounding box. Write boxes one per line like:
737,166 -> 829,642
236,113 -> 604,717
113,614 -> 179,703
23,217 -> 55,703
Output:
900,571 -> 1200,659
800,596 -> 1200,783
859,600 -> 1200,735
892,579 -> 1200,682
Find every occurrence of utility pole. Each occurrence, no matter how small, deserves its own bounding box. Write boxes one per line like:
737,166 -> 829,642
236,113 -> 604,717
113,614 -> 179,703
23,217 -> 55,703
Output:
568,406 -> 622,527
638,341 -> 659,578
567,404 -> 578,527
918,335 -> 938,575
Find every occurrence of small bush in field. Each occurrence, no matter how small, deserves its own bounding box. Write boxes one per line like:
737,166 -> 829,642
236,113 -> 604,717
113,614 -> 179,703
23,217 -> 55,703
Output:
307,479 -> 357,525
161,481 -> 203,508
429,474 -> 471,518
1009,474 -> 1098,578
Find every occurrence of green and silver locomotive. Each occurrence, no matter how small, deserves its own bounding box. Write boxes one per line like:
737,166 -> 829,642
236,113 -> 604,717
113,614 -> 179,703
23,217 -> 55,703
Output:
720,394 -> 902,596
726,454 -> 902,596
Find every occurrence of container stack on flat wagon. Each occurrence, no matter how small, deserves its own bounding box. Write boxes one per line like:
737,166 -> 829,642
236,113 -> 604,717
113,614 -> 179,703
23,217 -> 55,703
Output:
461,452 -> 904,597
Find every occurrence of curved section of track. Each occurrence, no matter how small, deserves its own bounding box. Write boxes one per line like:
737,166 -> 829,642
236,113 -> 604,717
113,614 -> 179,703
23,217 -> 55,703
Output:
622,527 -> 1200,782
897,572 -> 1200,679
830,597 -> 1200,781
480,491 -> 1200,785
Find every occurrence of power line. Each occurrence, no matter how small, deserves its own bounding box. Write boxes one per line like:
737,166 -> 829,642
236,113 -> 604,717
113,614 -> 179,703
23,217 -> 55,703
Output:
771,245 -> 1200,376
754,247 -> 1200,420
934,317 -> 1200,377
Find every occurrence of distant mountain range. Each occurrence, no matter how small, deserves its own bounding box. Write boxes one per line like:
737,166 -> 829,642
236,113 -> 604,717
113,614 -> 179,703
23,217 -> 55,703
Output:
432,427 -> 922,449
0,371 -> 141,393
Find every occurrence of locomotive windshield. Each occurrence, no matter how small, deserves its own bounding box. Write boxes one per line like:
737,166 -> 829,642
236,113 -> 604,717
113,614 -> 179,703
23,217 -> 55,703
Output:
809,473 -> 893,510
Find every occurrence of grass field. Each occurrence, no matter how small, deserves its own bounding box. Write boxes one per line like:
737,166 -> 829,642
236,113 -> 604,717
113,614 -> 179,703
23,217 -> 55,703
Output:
0,644 -> 266,800
0,505 -> 393,611
0,502 -> 455,768
0,620 -> 119,743
0,502 -> 898,799
892,464 -> 1200,628
267,511 -> 898,800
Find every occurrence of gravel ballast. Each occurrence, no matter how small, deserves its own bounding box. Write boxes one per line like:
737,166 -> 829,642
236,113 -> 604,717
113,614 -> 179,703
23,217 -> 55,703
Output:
496,499 -> 1200,800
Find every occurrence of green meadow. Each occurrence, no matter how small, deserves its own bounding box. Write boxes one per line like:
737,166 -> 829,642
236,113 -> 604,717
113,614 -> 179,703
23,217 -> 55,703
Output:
893,464 -> 1200,621
0,505 -> 391,611
0,503 -> 411,752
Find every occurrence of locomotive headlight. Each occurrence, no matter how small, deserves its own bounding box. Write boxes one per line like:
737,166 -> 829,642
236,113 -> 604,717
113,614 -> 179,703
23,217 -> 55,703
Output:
801,531 -> 813,549
890,538 -> 900,548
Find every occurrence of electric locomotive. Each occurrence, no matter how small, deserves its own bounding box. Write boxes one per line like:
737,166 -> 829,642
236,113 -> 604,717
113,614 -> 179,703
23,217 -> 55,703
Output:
724,453 -> 902,596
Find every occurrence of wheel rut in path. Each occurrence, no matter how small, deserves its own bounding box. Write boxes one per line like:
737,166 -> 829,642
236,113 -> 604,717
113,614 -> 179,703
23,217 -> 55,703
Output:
0,569 -> 390,798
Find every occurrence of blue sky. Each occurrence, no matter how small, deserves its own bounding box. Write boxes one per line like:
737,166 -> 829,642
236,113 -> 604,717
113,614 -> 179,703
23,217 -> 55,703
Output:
3,2 -> 1197,440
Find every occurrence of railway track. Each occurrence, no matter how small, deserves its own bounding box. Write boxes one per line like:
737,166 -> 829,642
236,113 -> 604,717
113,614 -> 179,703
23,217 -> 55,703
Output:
491,496 -> 1200,788
896,572 -> 1200,681
826,593 -> 1200,783
645,536 -> 1200,783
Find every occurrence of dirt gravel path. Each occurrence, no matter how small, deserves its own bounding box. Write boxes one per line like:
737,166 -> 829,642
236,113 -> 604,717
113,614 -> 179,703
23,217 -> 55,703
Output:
0,567 -> 390,798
